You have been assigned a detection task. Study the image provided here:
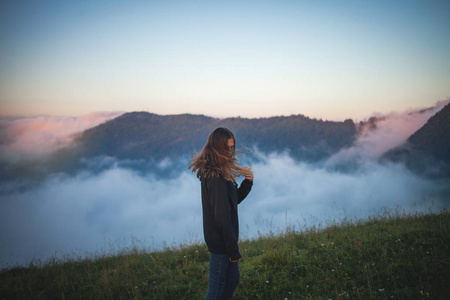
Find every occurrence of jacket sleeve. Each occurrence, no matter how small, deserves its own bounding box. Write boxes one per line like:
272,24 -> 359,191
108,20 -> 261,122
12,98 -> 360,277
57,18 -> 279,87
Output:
209,177 -> 241,260
238,179 -> 253,204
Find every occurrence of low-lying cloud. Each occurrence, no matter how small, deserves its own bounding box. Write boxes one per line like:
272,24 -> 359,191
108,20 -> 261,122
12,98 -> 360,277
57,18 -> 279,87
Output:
1,103 -> 449,269
1,152 -> 447,269
0,168 -> 202,268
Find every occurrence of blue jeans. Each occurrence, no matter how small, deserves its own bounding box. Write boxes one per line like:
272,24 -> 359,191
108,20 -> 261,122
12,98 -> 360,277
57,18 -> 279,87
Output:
206,253 -> 240,300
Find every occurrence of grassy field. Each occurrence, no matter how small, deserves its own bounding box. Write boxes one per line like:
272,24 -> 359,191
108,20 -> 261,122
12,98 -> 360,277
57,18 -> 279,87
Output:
1,207 -> 449,299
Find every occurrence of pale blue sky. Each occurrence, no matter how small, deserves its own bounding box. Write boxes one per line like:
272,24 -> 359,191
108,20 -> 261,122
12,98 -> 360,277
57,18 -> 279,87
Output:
1,0 -> 449,120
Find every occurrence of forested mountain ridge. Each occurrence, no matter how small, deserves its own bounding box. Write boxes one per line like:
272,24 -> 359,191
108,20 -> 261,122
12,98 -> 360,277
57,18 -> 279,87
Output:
3,104 -> 448,183
0,113 -> 357,182
76,112 -> 357,162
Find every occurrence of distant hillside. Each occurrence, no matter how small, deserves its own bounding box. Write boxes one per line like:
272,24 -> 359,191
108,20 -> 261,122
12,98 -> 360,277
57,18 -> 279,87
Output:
385,102 -> 450,177
75,112 -> 357,162
0,112 -> 357,183
76,113 -> 215,160
3,104 -> 450,183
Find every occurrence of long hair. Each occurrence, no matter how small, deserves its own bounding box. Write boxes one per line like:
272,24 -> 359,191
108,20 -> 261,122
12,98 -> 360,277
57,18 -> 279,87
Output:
188,128 -> 252,181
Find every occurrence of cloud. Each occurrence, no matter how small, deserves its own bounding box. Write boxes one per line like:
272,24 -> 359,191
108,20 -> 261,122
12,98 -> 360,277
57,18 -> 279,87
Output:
243,152 -> 446,237
0,112 -> 123,164
0,166 -> 202,268
326,100 -> 450,165
1,153 -> 447,269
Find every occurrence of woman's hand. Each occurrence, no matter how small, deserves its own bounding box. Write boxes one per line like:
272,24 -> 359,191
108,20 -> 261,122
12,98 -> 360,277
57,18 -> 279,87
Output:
245,172 -> 253,181
230,258 -> 241,262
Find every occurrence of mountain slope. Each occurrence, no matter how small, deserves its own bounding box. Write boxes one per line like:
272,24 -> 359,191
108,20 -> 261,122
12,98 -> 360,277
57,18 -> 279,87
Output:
385,102 -> 450,177
408,102 -> 450,160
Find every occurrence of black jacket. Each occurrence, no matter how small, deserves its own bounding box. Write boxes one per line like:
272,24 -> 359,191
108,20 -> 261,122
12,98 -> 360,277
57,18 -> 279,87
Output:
201,176 -> 253,260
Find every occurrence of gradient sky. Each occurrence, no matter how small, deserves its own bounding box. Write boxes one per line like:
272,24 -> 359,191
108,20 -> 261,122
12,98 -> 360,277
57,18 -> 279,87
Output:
1,0 -> 449,121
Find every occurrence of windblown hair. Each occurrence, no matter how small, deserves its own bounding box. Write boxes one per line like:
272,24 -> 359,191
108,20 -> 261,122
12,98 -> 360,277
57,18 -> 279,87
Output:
188,128 -> 252,181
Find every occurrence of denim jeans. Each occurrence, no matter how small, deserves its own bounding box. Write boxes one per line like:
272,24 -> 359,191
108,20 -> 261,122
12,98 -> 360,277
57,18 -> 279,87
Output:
206,253 -> 240,300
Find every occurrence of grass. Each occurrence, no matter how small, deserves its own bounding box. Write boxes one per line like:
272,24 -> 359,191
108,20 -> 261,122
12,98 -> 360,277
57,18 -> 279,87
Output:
1,207 -> 449,299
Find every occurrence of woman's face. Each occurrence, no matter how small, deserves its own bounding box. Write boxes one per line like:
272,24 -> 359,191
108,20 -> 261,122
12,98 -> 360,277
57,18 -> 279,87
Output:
227,138 -> 235,157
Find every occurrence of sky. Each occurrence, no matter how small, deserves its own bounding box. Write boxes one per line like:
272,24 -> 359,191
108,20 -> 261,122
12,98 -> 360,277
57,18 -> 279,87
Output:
1,0 -> 449,121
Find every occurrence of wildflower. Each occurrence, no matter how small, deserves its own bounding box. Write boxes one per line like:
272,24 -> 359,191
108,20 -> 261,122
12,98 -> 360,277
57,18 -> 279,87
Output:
379,288 -> 384,292
266,281 -> 269,283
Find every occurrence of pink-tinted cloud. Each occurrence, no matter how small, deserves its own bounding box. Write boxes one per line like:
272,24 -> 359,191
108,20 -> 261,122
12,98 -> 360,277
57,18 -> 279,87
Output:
326,100 -> 450,165
0,112 -> 124,164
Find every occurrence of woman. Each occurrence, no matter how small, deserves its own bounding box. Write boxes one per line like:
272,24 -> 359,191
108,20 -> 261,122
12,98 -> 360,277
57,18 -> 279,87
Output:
189,127 -> 254,300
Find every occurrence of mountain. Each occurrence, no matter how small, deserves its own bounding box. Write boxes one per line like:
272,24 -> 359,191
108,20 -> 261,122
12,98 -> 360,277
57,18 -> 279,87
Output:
75,112 -> 215,160
74,112 -> 357,163
0,112 -> 357,183
3,104 -> 450,183
384,102 -> 450,177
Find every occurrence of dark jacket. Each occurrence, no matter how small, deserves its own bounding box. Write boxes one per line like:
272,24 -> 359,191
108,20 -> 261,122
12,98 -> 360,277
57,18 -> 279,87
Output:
201,176 -> 253,260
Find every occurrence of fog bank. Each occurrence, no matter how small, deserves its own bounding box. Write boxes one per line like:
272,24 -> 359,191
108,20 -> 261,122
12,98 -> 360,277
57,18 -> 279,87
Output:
1,153 -> 447,269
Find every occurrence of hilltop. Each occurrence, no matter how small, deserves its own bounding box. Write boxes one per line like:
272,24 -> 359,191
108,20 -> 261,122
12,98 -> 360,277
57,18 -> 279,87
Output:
1,209 -> 449,299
